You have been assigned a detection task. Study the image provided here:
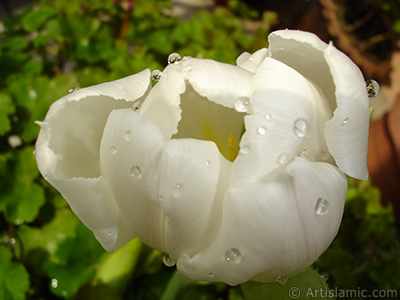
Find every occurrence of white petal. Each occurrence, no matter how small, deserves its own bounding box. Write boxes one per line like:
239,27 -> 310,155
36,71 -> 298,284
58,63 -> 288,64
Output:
267,30 -> 337,111
140,70 -> 186,139
141,58 -> 253,141
323,45 -> 370,180
236,48 -> 268,73
156,138 -> 231,259
35,70 -> 151,252
100,109 -> 166,252
35,131 -> 133,253
185,58 -> 253,109
177,157 -> 347,285
268,30 -> 369,179
230,58 -> 331,185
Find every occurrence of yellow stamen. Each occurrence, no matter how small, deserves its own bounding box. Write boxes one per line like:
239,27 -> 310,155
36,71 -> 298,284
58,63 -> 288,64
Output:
228,134 -> 239,162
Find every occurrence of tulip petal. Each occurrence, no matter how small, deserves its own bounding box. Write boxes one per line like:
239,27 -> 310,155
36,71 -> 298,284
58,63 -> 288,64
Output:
323,46 -> 370,180
35,70 -> 151,252
236,48 -> 268,73
177,157 -> 347,286
156,138 -> 231,259
230,57 -> 332,185
268,30 -> 369,180
99,108 -> 166,252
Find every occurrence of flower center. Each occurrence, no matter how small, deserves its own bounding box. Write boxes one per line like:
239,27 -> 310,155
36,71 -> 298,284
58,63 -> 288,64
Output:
173,85 -> 245,162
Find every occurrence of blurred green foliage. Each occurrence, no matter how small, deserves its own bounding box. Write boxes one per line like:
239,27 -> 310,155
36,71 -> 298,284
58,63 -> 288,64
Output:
0,0 -> 399,299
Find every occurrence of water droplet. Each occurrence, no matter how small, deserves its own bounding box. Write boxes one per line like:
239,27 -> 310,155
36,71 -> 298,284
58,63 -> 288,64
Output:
29,90 -> 37,99
74,87 -> 80,92
130,166 -> 142,179
277,153 -> 288,165
168,53 -> 182,64
293,118 -> 310,138
9,238 -> 16,245
151,69 -> 163,81
133,100 -> 141,111
107,231 -> 113,236
172,184 -> 184,198
68,88 -> 74,93
240,145 -> 250,154
184,64 -> 193,72
277,276 -> 288,285
315,198 -> 329,216
257,127 -> 267,135
320,272 -> 329,281
207,272 -> 215,278
225,248 -> 241,264
163,254 -> 176,267
249,56 -> 255,62
124,131 -> 132,142
341,117 -> 351,126
110,146 -> 117,154
205,160 -> 211,166
320,150 -> 330,161
265,114 -> 272,120
51,279 -> 58,288
366,79 -> 379,98
234,97 -> 251,113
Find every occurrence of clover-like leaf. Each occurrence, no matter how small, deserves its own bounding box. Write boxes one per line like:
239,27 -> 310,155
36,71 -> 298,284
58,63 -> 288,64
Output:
0,147 -> 45,223
0,246 -> 30,300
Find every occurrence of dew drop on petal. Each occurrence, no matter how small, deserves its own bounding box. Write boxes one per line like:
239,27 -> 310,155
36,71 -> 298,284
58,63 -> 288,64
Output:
207,272 -> 215,278
124,131 -> 132,142
163,254 -> 176,267
277,276 -> 288,285
315,198 -> 329,216
225,248 -> 241,264
130,166 -> 142,179
277,153 -> 288,165
151,69 -> 163,81
366,79 -> 380,98
249,56 -> 255,62
168,53 -> 182,64
110,146 -> 117,154
320,150 -> 330,161
341,117 -> 351,126
257,126 -> 267,135
293,118 -> 310,138
240,145 -> 250,154
132,100 -> 142,111
265,114 -> 272,120
234,97 -> 251,113
172,184 -> 184,198
68,88 -> 74,93
205,160 -> 211,166
51,279 -> 58,288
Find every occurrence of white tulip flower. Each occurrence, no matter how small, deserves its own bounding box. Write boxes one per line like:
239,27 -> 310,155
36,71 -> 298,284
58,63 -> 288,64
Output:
35,30 -> 370,286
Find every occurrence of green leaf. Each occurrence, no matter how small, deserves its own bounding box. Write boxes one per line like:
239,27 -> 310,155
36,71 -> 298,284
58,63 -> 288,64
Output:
0,246 -> 30,300
95,239 -> 143,293
8,75 -> 78,143
241,268 -> 333,300
0,147 -> 45,223
0,93 -> 15,136
22,7 -> 57,32
45,223 -> 105,298
72,281 -> 122,300
160,271 -> 197,300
